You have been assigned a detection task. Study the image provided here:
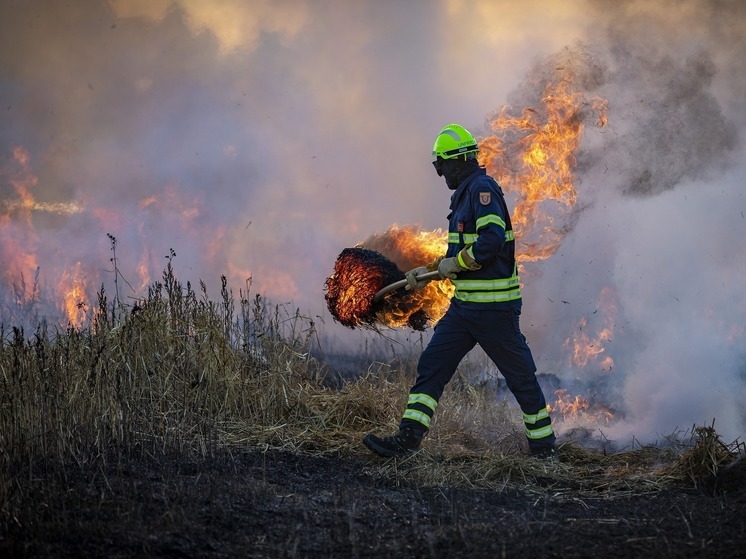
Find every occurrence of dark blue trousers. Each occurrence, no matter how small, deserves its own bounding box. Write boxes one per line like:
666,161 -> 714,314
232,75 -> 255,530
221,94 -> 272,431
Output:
400,301 -> 555,450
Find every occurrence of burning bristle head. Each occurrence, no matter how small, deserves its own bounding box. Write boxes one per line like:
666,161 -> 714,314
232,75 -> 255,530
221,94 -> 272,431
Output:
324,247 -> 405,329
324,227 -> 454,331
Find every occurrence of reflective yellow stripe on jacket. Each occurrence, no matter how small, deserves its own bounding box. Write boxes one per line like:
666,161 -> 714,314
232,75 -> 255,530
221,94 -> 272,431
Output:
448,223 -> 520,303
448,230 -> 515,245
451,268 -> 521,303
476,214 -> 506,230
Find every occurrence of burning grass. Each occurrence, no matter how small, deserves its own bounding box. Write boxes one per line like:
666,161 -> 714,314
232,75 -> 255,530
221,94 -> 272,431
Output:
1,264 -> 744,554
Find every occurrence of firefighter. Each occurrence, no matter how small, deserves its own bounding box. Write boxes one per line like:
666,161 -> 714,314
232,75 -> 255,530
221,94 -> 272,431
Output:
363,124 -> 556,459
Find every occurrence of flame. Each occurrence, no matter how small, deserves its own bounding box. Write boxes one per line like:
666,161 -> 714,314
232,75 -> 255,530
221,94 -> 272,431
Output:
139,184 -> 201,224
137,257 -> 151,293
1,147 -> 41,299
359,225 -> 453,328
4,69 -> 608,336
324,226 -> 453,330
2,147 -> 84,287
563,286 -> 617,371
57,262 -> 88,328
1,199 -> 84,215
1,147 -> 91,328
479,75 -> 607,263
2,144 -> 222,331
548,388 -> 616,426
338,76 -> 607,327
139,195 -> 158,208
4,147 -> 83,217
330,76 -> 608,329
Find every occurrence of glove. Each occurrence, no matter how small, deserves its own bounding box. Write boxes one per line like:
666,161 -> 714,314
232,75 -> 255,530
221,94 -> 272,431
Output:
405,266 -> 430,291
438,247 -> 482,279
437,257 -> 462,279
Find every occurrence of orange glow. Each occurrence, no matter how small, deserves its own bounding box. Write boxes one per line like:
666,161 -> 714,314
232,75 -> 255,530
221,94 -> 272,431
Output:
7,146 -> 36,215
2,147 -> 41,299
479,75 -> 607,263
0,224 -> 39,297
57,262 -> 88,328
140,186 -> 201,224
6,147 -> 82,216
347,76 -> 607,327
338,76 -> 608,329
137,256 -> 151,292
91,207 -> 122,230
139,195 -> 158,208
548,388 -> 615,425
2,147 -> 91,327
563,286 -> 616,371
359,224 -> 453,328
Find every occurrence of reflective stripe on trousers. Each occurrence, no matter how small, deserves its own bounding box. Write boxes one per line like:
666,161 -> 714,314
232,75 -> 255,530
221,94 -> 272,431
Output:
402,393 -> 438,430
400,302 -> 555,448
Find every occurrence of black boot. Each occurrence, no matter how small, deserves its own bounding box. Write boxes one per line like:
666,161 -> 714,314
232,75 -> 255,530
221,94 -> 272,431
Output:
363,427 -> 424,457
529,444 -> 558,461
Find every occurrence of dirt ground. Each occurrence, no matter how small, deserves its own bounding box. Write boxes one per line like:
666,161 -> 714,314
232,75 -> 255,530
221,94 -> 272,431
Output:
2,445 -> 745,559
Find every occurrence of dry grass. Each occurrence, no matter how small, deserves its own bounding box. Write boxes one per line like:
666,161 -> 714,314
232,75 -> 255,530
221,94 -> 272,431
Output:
362,425 -> 744,502
0,264 -> 744,526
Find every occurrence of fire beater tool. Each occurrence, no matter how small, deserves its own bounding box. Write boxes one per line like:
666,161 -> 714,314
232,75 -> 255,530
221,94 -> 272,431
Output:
373,271 -> 440,302
324,247 -> 443,330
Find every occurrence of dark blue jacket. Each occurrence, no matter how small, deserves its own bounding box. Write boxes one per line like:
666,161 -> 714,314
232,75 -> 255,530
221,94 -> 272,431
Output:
446,167 -> 522,309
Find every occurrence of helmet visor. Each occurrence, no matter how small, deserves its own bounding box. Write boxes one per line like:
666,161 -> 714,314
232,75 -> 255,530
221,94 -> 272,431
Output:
432,158 -> 443,176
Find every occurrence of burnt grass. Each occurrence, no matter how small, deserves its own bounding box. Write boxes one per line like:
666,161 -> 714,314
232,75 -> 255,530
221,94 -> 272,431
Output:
3,446 -> 745,558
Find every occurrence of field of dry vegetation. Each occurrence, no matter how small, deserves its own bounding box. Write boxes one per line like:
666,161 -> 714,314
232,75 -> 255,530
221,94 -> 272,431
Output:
1,265 -> 745,557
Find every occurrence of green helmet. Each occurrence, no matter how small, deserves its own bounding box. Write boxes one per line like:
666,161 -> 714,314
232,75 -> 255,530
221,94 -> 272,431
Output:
432,124 -> 478,159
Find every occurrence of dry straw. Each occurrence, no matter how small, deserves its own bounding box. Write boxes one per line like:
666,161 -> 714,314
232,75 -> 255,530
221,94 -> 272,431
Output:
1,264 -> 743,514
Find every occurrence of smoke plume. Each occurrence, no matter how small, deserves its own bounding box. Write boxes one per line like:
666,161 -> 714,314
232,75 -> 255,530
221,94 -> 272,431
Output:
511,0 -> 746,443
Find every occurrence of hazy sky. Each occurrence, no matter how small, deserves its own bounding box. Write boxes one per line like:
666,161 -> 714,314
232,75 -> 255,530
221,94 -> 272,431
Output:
1,0 -> 745,444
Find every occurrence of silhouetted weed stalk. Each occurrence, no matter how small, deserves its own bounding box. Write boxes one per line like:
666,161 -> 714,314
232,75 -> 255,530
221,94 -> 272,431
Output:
0,247 -> 530,530
0,257 -> 406,498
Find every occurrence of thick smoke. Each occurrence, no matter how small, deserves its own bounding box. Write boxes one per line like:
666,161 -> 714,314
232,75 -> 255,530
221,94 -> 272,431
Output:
509,0 -> 746,444
600,32 -> 738,195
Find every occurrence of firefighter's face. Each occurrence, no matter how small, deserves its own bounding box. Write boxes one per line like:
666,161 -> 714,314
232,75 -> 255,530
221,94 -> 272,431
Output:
432,157 -> 461,190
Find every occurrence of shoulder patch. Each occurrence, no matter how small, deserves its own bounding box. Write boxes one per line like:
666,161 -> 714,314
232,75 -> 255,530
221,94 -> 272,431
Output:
479,192 -> 491,205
